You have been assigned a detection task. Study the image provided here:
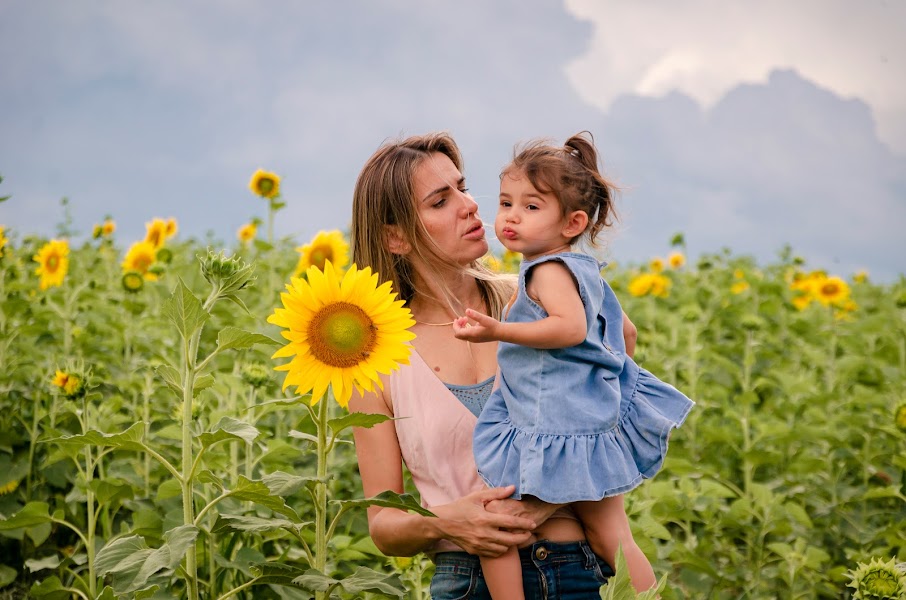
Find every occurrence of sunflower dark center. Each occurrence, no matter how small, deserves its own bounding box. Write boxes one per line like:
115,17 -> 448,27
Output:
310,245 -> 333,270
135,255 -> 152,271
257,178 -> 275,195
308,302 -> 377,368
46,254 -> 60,272
821,282 -> 839,295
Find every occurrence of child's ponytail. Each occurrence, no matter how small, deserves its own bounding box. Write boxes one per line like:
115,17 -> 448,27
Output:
564,132 -> 618,246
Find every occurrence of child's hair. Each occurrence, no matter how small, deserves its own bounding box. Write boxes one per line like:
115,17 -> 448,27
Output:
503,131 -> 618,246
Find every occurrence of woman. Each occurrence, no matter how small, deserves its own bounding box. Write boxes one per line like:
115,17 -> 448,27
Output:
349,132 -> 635,598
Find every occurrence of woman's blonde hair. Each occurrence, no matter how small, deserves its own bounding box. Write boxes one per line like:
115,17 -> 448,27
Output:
351,132 -> 513,318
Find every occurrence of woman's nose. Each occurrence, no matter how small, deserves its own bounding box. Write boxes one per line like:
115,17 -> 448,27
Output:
458,190 -> 479,215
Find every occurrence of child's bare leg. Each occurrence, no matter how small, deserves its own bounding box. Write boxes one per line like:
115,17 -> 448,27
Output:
573,496 -> 656,592
480,545 -> 525,600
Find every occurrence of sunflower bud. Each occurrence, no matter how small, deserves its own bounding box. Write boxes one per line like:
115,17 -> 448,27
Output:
847,557 -> 906,600
241,363 -> 271,389
156,247 -> 174,264
199,249 -> 256,297
122,271 -> 145,293
739,314 -> 764,332
50,366 -> 89,400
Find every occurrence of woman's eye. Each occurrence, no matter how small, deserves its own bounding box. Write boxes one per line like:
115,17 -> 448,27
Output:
433,199 -> 447,208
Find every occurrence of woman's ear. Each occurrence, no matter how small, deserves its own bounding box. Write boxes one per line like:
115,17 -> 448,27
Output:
383,225 -> 411,255
562,210 -> 589,238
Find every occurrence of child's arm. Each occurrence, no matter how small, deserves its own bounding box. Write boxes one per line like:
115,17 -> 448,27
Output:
453,261 -> 587,349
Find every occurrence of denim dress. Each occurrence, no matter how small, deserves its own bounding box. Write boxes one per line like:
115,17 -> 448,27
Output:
473,252 -> 694,503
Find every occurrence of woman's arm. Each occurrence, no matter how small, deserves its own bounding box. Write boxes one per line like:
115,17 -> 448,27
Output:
453,262 -> 586,348
348,383 -> 536,557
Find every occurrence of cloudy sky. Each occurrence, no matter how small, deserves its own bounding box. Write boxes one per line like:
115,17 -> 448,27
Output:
2,0 -> 904,280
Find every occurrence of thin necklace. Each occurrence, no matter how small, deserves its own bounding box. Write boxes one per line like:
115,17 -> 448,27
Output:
414,318 -> 455,326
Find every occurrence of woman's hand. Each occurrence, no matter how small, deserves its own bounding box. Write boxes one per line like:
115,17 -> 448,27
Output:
430,486 -> 536,557
452,308 -> 501,344
484,494 -> 564,528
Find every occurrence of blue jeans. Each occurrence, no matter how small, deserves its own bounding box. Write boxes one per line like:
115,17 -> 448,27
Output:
430,540 -> 614,599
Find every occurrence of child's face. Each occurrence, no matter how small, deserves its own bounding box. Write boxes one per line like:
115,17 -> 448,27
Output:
496,170 -> 572,260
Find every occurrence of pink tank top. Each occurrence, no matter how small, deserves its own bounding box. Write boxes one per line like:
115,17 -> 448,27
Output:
390,351 -> 486,553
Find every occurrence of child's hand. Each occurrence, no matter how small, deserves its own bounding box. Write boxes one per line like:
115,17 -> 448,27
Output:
452,308 -> 502,343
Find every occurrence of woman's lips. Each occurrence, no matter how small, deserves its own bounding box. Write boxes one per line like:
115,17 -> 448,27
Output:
463,223 -> 485,239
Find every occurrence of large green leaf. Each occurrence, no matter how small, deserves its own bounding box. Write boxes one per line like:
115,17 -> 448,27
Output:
90,478 -> 135,505
261,471 -> 319,497
198,417 -> 259,448
29,576 -> 70,599
155,364 -> 183,396
227,477 -> 300,520
162,278 -> 209,340
95,526 -> 198,593
293,566 -> 405,597
599,546 -> 666,599
334,490 -> 435,517
212,514 -> 304,535
327,412 -> 393,437
48,422 -> 146,453
215,326 -> 281,352
0,502 -> 55,530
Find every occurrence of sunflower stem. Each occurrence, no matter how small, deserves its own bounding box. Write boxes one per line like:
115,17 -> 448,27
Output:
314,394 -> 330,600
181,333 -> 199,600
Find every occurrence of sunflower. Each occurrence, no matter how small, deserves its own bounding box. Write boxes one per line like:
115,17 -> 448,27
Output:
649,257 -> 665,273
122,271 -> 145,293
0,226 -> 7,257
853,270 -> 869,284
668,252 -> 685,269
165,217 -> 178,239
731,280 -> 750,295
294,230 -> 349,276
628,273 -> 654,297
122,241 -> 158,280
144,218 -> 168,249
33,239 -> 70,290
268,260 -> 416,407
237,222 -> 257,244
102,219 -> 116,236
791,295 -> 812,311
249,169 -> 281,199
815,276 -> 850,307
649,273 -> 671,298
847,557 -> 906,600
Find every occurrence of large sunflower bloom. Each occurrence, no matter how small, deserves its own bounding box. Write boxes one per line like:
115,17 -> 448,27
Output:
815,276 -> 850,307
268,261 -> 416,407
144,218 -> 168,249
122,241 -> 158,280
33,239 -> 70,290
294,230 -> 349,276
249,169 -> 281,199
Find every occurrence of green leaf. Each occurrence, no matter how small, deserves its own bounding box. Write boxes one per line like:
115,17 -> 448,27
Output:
198,417 -> 259,448
261,471 -> 318,496
197,470 -> 225,489
162,278 -> 209,341
293,567 -> 405,596
48,422 -> 146,453
95,526 -> 198,593
155,365 -> 183,396
334,490 -> 435,517
0,564 -> 17,588
25,555 -> 62,572
859,486 -> 905,501
95,535 -> 151,576
599,546 -> 667,599
193,373 -> 215,395
133,585 -> 160,599
228,477 -> 300,520
95,587 -> 117,600
328,412 -> 393,437
288,430 -> 318,445
212,514 -> 302,534
215,327 -> 281,352
0,502 -> 53,530
156,479 -> 182,502
29,576 -> 69,599
90,478 -> 135,504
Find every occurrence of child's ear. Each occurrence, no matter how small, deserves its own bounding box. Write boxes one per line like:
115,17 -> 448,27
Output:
383,225 -> 411,255
562,211 -> 589,238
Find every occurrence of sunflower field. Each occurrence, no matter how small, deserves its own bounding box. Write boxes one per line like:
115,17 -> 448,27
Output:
0,184 -> 904,599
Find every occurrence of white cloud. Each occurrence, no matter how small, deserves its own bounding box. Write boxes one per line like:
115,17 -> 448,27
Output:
564,0 -> 906,154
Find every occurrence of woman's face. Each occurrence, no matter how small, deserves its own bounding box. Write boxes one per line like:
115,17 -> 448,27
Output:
411,152 -> 488,265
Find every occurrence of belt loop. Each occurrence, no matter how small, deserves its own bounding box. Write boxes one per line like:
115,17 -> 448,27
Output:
580,541 -> 596,569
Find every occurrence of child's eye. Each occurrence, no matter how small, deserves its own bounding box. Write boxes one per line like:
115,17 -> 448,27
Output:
527,204 -> 539,210
500,200 -> 512,207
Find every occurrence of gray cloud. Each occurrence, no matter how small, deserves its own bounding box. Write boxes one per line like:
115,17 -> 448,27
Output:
1,1 -> 902,281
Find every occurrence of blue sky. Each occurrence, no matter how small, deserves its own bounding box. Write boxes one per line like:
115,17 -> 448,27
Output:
1,0 -> 904,280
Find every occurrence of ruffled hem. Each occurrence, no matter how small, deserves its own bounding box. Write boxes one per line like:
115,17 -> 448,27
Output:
474,366 -> 694,503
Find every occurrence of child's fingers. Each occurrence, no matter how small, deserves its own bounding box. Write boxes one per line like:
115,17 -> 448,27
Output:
465,308 -> 495,325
